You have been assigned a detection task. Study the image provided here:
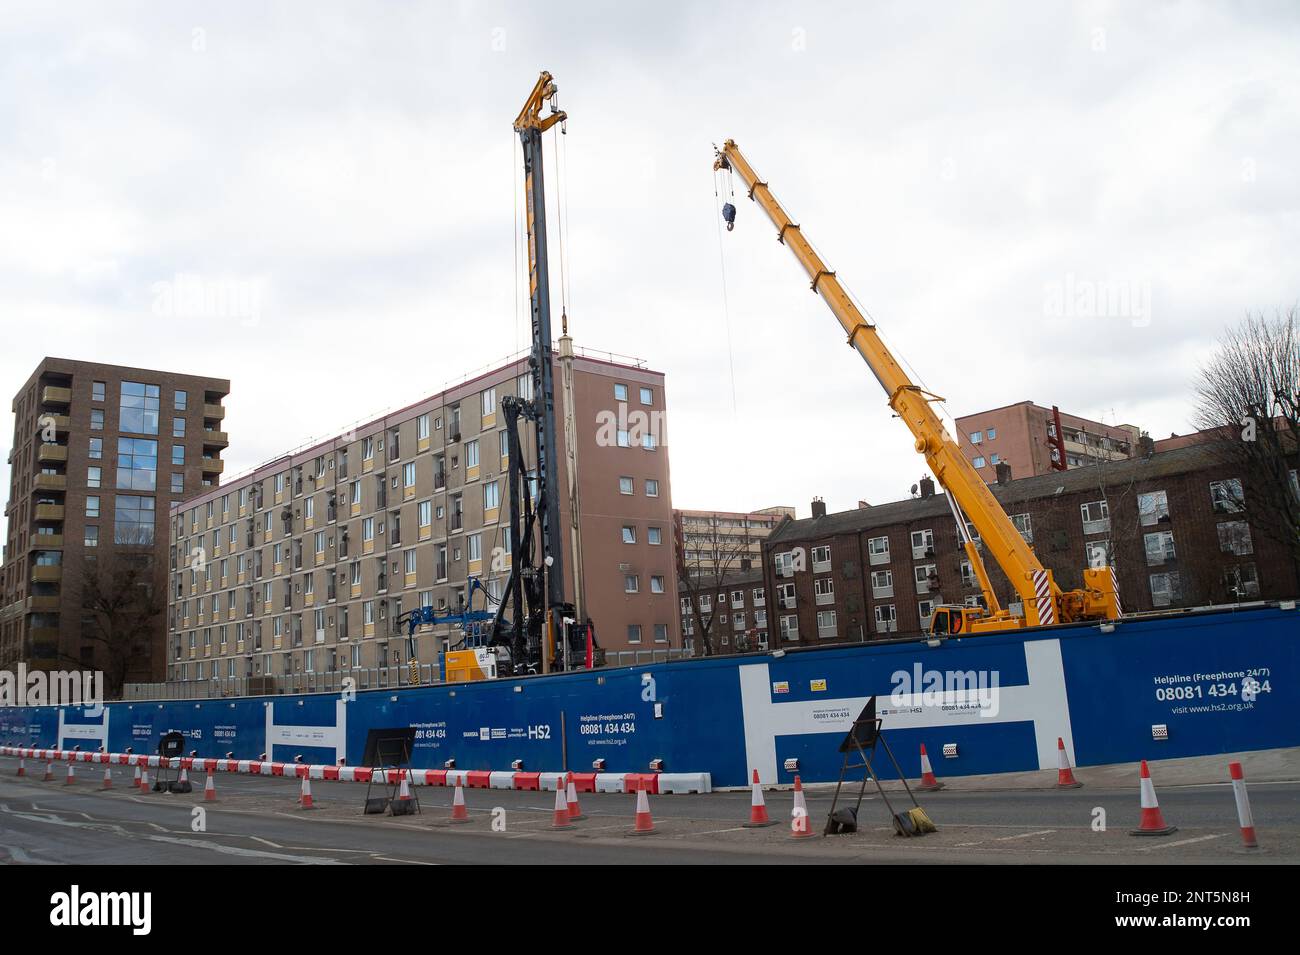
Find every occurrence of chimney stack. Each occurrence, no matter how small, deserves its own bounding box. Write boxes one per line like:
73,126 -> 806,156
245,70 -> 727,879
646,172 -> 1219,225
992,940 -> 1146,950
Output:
811,496 -> 827,518
995,461 -> 1012,486
1140,433 -> 1155,457
918,476 -> 936,499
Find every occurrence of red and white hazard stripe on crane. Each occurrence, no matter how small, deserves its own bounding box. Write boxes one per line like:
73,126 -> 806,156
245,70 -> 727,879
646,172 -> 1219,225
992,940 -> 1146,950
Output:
1033,570 -> 1055,626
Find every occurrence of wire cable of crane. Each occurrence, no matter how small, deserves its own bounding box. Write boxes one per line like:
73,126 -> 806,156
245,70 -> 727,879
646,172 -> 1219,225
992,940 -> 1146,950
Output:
712,162 -> 739,414
513,133 -> 524,359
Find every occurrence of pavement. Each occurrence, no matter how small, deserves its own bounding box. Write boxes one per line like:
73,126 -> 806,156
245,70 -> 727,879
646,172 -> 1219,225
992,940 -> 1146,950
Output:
1,749 -> 1296,864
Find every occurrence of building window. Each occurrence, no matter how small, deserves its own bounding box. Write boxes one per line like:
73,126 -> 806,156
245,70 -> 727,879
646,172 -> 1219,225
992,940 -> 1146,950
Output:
624,575 -> 639,593
114,495 -> 156,545
481,387 -> 495,418
418,500 -> 432,529
817,610 -> 837,638
1143,531 -> 1176,566
87,466 -> 101,488
83,525 -> 98,548
483,481 -> 500,512
874,604 -> 897,633
614,383 -> 628,402
1225,564 -> 1260,599
640,386 -> 652,405
987,428 -> 997,440
173,417 -> 186,438
645,479 -> 659,497
1210,478 -> 1245,514
1086,540 -> 1113,569
648,527 -> 662,545
619,476 -> 634,495
171,473 -> 184,494
969,431 -> 983,444
972,456 -> 986,468
92,380 -> 105,401
651,575 -> 665,594
911,528 -> 935,558
621,525 -> 636,544
89,409 -> 104,431
119,381 -> 161,435
654,623 -> 668,643
89,437 -> 102,459
1150,572 -> 1181,608
1217,521 -> 1253,556
870,570 -> 893,597
1138,490 -> 1169,526
627,624 -> 642,644
811,545 -> 831,570
417,414 -> 430,440
1010,513 -> 1033,543
641,431 -> 657,451
116,438 -> 158,491
867,536 -> 889,564
175,390 -> 188,410
1080,500 -> 1110,535
172,445 -> 185,466
990,453 -> 1001,465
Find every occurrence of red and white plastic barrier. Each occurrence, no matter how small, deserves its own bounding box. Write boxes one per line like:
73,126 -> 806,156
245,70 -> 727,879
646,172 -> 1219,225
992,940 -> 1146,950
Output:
1228,761 -> 1257,849
0,746 -> 710,793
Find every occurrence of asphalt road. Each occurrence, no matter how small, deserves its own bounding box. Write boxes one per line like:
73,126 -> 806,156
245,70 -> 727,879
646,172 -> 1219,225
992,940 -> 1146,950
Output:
1,757 -> 1296,864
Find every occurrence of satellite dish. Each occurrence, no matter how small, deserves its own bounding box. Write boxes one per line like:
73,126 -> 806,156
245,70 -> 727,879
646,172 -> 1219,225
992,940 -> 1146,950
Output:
910,483 -> 919,496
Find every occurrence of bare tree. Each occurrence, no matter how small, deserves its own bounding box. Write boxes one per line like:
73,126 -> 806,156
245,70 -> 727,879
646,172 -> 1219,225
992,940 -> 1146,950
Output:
71,538 -> 166,698
673,512 -> 754,656
1194,310 -> 1300,581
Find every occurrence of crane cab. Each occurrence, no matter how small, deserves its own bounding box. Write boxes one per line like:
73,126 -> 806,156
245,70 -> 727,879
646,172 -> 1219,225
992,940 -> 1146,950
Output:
929,604 -> 1028,637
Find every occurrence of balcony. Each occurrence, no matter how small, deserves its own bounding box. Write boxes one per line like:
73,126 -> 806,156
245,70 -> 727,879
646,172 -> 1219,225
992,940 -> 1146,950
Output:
34,503 -> 65,522
38,415 -> 70,435
31,533 -> 63,549
203,403 -> 225,420
37,444 -> 68,464
28,595 -> 61,612
201,457 -> 225,474
34,474 -> 67,492
202,430 -> 230,450
41,386 -> 72,406
32,565 -> 63,583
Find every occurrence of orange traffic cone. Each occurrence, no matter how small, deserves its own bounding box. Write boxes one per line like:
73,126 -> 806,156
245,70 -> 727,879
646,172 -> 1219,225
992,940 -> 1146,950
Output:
64,762 -> 75,786
1056,738 -> 1082,788
1130,760 -> 1176,836
203,773 -> 217,802
565,773 -> 586,821
550,781 -> 575,830
132,764 -> 141,789
630,782 -> 656,835
744,769 -> 777,827
918,744 -> 944,791
101,766 -> 113,790
16,757 -> 24,777
791,775 -> 812,838
449,780 -> 470,823
298,775 -> 314,810
397,774 -> 412,803
139,768 -> 149,792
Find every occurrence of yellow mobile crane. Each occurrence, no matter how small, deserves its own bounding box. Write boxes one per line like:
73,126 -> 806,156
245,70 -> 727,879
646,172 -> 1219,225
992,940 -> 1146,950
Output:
713,140 -> 1121,635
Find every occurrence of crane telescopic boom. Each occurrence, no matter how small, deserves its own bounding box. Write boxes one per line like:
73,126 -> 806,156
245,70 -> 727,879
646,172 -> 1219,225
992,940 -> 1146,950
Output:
713,139 -> 1120,632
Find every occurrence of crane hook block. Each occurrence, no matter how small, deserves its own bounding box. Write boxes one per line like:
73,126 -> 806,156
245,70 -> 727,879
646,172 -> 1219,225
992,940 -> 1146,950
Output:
721,202 -> 737,231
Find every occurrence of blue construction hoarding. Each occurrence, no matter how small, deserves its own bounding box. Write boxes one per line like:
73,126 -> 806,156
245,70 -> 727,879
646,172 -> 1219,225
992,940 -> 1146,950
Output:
1,604 -> 1295,787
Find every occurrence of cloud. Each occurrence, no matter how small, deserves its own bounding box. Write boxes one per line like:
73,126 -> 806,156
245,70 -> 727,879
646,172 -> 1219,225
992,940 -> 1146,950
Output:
1,0 -> 1298,524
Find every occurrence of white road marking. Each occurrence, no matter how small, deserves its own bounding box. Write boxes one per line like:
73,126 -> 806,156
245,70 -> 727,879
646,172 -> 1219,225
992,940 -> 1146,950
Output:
1135,833 -> 1226,851
995,829 -> 1056,841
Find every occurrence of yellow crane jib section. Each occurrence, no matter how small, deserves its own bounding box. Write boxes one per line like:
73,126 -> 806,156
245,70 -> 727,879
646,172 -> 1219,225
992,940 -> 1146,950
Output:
514,71 -> 566,133
714,139 -> 1120,630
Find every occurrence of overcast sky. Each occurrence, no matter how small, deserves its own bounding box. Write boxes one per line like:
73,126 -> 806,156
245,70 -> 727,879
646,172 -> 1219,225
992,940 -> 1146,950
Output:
3,1 -> 1298,519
